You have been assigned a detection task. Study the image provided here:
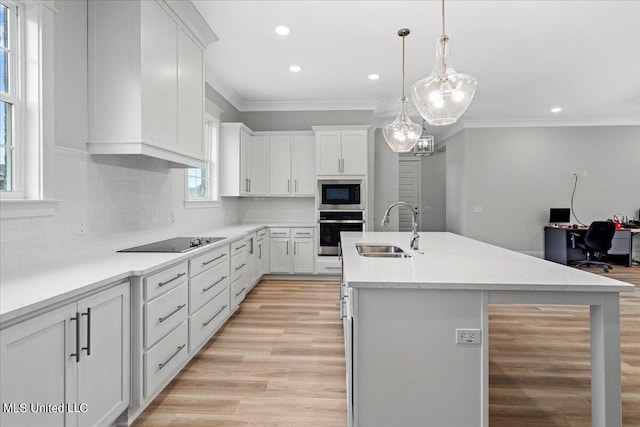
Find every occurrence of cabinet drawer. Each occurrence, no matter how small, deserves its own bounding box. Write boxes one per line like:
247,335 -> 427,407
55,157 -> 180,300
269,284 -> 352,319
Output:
189,261 -> 229,314
292,228 -> 314,238
270,228 -> 290,238
144,322 -> 188,397
230,278 -> 247,309
257,228 -> 267,239
144,262 -> 188,301
230,251 -> 248,283
231,239 -> 248,256
317,258 -> 342,274
189,288 -> 230,352
189,245 -> 229,278
145,283 -> 188,348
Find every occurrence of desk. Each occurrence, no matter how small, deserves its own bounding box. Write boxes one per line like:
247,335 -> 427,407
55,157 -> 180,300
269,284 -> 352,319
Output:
544,226 -> 640,267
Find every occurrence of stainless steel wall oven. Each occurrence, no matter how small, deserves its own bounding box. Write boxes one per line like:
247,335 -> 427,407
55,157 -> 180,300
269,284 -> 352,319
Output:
318,211 -> 365,256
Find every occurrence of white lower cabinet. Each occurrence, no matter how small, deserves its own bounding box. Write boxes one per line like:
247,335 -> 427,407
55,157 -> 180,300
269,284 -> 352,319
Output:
144,322 -> 188,395
269,228 -> 315,274
256,228 -> 269,277
0,282 -> 130,427
230,244 -> 249,310
189,289 -> 230,351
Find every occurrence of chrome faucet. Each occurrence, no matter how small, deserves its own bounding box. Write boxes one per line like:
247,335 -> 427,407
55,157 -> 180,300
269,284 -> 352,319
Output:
381,202 -> 420,250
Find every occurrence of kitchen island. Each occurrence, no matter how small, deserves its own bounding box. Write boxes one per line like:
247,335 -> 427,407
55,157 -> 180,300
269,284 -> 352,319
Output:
340,231 -> 634,427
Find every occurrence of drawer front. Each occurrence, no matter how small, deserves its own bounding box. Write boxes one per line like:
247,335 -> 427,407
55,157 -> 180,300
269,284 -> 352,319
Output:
144,322 -> 188,397
189,245 -> 229,278
231,239 -> 248,256
270,228 -> 290,238
144,262 -> 188,301
189,288 -> 230,352
230,251 -> 248,283
145,283 -> 188,348
292,228 -> 314,238
316,259 -> 342,275
189,261 -> 229,314
230,278 -> 247,309
257,228 -> 267,240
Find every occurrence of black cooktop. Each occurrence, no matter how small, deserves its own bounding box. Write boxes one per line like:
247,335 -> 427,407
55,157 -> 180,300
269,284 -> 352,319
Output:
118,237 -> 226,253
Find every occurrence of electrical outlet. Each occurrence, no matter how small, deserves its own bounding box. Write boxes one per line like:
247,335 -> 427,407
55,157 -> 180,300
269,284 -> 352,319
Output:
583,171 -> 588,178
78,219 -> 85,236
473,206 -> 483,213
456,329 -> 481,345
170,211 -> 176,224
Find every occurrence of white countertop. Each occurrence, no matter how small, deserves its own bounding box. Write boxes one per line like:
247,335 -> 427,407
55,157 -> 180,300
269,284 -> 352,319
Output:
0,222 -> 316,324
341,231 -> 635,293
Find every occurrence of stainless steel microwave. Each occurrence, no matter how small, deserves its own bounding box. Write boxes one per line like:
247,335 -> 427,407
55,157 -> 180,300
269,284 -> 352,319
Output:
319,181 -> 362,210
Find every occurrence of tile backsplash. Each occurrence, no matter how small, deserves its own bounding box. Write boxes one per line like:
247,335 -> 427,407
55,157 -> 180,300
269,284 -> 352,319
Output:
1,146 -> 240,276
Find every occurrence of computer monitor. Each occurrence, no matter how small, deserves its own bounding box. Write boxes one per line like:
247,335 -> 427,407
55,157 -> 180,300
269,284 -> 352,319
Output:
549,208 -> 571,224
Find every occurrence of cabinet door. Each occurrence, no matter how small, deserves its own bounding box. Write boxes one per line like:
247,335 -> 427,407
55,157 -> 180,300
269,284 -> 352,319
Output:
177,28 -> 204,156
0,303 -> 77,427
293,238 -> 315,273
316,131 -> 341,175
341,131 -> 368,175
246,136 -> 269,195
239,130 -> 251,195
292,135 -> 315,196
269,238 -> 291,273
269,135 -> 292,195
76,283 -> 130,427
141,0 -> 178,148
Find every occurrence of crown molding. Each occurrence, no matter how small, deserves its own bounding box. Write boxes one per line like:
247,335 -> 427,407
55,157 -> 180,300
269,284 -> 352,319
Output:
461,117 -> 640,129
205,77 -> 379,112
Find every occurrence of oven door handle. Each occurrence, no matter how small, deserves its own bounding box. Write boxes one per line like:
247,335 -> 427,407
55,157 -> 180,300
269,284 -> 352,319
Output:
318,220 -> 366,224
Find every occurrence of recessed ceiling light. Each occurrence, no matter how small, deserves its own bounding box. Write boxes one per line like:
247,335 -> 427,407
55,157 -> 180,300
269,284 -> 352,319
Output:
550,107 -> 562,113
275,26 -> 290,36
368,74 -> 380,80
289,65 -> 302,72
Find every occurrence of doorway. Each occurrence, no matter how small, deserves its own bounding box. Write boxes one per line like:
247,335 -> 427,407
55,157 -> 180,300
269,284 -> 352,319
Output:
398,158 -> 421,231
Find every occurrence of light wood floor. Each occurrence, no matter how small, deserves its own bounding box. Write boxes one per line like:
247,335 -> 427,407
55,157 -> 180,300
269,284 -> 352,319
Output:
133,266 -> 639,427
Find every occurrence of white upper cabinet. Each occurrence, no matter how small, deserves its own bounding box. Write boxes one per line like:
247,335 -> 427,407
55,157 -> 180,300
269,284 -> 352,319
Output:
266,133 -> 315,196
291,135 -> 315,196
88,0 -> 216,168
246,135 -> 269,196
314,126 -> 370,176
269,135 -> 292,195
221,126 -> 315,197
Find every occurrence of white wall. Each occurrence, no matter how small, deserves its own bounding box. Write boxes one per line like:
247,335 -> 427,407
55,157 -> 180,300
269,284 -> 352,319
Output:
373,129 -> 399,230
445,130 -> 468,235
235,197 -> 316,223
420,150 -> 446,231
445,126 -> 640,256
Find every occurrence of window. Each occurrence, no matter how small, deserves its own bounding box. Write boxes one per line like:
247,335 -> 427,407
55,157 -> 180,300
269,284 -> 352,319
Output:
186,115 -> 219,205
0,1 -> 18,194
0,0 -> 55,218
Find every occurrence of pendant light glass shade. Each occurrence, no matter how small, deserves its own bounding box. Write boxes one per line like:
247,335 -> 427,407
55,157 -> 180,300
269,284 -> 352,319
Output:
411,37 -> 476,126
411,0 -> 477,126
383,28 -> 422,153
383,97 -> 423,153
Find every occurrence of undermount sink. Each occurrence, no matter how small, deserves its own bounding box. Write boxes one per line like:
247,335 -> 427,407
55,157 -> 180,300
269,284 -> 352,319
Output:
355,244 -> 411,258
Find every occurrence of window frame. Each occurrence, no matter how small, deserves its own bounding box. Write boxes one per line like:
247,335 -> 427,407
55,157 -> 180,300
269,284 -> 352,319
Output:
184,113 -> 220,208
0,0 -> 56,219
0,0 -> 23,198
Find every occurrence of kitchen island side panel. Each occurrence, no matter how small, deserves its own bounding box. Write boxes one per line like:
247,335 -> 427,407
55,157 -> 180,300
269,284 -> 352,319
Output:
355,288 -> 483,427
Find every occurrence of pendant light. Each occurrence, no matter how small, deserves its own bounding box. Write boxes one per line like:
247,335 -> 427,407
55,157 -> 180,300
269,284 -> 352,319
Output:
383,28 -> 422,153
414,120 -> 435,156
411,0 -> 477,126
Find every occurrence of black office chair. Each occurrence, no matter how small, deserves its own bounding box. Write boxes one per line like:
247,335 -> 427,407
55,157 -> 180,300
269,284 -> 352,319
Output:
573,221 -> 616,272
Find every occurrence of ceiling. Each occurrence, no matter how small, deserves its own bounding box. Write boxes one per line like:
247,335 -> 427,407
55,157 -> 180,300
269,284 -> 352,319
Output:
192,1 -> 640,135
